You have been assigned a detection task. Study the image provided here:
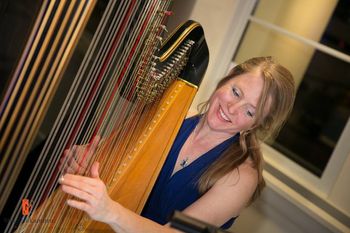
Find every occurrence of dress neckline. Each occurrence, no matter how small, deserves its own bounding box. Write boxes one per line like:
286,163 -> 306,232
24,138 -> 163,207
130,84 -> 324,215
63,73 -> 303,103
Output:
169,116 -> 239,179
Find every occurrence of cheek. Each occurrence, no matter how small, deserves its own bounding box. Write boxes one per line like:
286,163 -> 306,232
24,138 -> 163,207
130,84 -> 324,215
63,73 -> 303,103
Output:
207,93 -> 221,111
208,90 -> 233,110
235,115 -> 255,130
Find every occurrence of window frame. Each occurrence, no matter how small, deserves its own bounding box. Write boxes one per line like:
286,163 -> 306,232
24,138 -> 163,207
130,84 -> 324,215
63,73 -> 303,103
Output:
228,0 -> 350,198
245,15 -> 350,197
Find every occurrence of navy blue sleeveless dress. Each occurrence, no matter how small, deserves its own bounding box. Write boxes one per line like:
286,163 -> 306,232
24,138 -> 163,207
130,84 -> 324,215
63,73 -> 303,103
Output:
141,116 -> 240,229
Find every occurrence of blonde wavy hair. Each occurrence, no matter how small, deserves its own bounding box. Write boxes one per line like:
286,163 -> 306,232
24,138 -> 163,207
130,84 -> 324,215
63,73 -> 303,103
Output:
197,56 -> 295,204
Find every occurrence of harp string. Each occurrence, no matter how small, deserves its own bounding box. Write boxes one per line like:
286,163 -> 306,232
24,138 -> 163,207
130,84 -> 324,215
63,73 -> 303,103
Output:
4,0 -> 100,231
54,1 -> 150,228
101,0 -> 174,188
0,0 -> 55,135
9,0 -> 173,232
100,0 -> 170,184
0,0 -> 63,207
85,0 -> 167,177
6,0 -> 117,231
25,2 -> 104,233
78,0 -> 158,185
80,0 -> 148,143
10,2 -> 86,204
72,0 -> 151,177
99,0 -> 170,184
56,0 -> 164,230
0,0 -> 70,167
30,0 -> 139,229
0,0 -> 50,115
50,0 -> 166,232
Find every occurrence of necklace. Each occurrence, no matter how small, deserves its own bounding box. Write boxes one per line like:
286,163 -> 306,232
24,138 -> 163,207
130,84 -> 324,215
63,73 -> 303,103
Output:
179,122 -> 200,169
179,157 -> 189,168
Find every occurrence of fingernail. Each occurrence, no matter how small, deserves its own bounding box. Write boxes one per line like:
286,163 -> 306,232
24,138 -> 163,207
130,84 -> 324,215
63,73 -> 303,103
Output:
58,175 -> 64,183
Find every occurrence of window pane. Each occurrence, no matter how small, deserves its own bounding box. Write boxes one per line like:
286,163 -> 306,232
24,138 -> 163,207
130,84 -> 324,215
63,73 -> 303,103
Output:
234,0 -> 350,176
321,0 -> 350,55
252,0 -> 344,53
272,51 -> 350,176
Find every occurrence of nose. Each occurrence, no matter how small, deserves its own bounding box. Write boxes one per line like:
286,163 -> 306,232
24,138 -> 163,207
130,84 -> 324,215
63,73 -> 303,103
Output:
227,102 -> 241,115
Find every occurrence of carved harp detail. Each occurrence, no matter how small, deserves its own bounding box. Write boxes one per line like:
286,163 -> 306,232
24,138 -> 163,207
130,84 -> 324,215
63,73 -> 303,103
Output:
0,1 -> 209,232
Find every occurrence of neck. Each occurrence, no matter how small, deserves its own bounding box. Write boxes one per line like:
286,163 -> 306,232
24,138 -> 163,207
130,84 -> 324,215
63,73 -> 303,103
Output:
193,117 -> 237,146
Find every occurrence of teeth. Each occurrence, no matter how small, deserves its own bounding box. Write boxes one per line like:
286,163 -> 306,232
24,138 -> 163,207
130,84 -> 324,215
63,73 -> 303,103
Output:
219,107 -> 230,121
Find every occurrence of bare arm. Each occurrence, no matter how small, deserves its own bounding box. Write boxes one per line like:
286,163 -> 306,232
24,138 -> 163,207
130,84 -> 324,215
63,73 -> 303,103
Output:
105,202 -> 178,233
60,161 -> 257,232
60,162 -> 180,233
182,163 -> 258,226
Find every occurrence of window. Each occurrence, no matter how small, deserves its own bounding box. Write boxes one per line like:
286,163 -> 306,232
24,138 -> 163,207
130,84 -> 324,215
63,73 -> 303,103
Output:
233,0 -> 350,195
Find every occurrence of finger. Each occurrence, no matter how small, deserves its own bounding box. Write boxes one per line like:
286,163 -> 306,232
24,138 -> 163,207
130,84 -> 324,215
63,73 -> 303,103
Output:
97,135 -> 105,147
59,174 -> 98,190
74,146 -> 90,169
90,161 -> 100,179
68,155 -> 82,170
67,145 -> 77,158
61,146 -> 77,165
66,199 -> 90,212
83,136 -> 101,162
65,166 -> 77,175
75,146 -> 87,164
61,184 -> 95,203
90,135 -> 101,152
60,149 -> 72,165
62,150 -> 68,160
59,154 -> 68,170
62,158 -> 85,175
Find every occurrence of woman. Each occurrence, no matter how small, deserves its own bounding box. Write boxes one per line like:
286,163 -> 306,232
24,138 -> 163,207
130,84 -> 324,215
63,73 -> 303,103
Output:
60,56 -> 295,232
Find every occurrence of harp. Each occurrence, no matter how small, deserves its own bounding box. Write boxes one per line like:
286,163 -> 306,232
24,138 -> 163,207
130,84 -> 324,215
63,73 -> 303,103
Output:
0,0 -> 209,232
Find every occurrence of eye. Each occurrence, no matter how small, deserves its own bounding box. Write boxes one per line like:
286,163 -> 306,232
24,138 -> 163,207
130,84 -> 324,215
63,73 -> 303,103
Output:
246,110 -> 254,118
245,106 -> 255,118
232,87 -> 240,98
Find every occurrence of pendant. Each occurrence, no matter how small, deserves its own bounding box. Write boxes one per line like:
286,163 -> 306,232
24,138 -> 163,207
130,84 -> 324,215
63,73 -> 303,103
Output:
180,157 -> 189,168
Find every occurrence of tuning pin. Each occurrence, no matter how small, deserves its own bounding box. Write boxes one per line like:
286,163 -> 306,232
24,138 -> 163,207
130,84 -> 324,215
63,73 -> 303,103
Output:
165,64 -> 172,70
156,36 -> 163,44
164,11 -> 173,16
158,10 -> 173,16
159,25 -> 168,32
152,55 -> 160,61
187,40 -> 195,45
153,75 -> 161,81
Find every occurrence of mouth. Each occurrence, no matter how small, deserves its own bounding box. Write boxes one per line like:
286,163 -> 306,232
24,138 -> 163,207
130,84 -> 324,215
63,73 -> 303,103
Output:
219,106 -> 231,122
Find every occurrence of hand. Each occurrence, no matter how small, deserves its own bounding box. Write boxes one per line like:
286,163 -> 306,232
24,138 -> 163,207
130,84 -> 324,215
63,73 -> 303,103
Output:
59,161 -> 115,223
59,136 -> 101,175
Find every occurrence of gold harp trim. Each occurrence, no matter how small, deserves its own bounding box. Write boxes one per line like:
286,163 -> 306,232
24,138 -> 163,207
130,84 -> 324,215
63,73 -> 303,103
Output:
177,77 -> 199,89
159,22 -> 200,62
82,79 -> 198,232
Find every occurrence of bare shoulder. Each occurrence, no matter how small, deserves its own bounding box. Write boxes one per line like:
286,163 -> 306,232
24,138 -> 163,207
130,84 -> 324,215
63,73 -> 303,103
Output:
182,159 -> 260,224
216,159 -> 258,190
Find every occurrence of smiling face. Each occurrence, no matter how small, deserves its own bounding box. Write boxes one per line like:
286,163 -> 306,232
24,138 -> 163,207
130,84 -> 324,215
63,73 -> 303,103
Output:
205,70 -> 266,137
